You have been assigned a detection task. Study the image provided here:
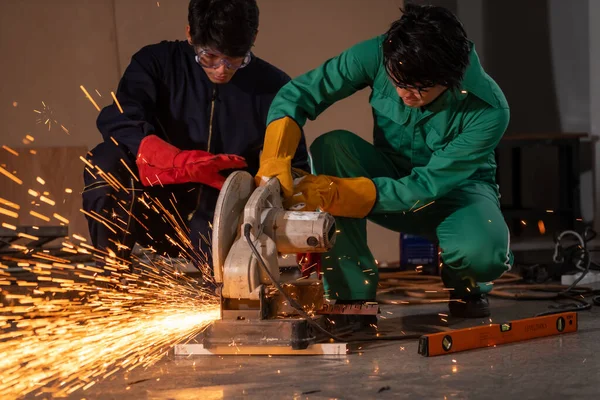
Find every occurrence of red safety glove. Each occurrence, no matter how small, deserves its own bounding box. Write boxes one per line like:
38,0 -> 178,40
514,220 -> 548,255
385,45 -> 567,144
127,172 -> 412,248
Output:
136,135 -> 247,190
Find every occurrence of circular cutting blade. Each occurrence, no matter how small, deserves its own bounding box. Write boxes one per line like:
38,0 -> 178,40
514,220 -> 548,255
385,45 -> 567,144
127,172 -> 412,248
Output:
212,171 -> 255,283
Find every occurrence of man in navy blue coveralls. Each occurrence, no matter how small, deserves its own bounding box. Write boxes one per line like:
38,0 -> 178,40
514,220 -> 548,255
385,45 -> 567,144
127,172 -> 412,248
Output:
82,0 -> 308,266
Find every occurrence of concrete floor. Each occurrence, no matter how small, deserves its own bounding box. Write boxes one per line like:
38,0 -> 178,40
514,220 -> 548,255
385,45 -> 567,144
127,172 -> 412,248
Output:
74,296 -> 600,400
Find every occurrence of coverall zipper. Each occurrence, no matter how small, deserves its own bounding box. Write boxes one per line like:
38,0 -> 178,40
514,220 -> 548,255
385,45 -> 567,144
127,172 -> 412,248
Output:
189,86 -> 217,222
207,86 -> 216,153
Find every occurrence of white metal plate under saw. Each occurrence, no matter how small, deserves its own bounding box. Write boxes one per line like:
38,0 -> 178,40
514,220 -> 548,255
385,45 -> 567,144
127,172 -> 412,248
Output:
174,343 -> 347,356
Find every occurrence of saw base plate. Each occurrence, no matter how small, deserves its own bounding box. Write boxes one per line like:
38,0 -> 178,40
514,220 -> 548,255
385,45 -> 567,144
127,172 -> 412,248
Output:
183,311 -> 377,355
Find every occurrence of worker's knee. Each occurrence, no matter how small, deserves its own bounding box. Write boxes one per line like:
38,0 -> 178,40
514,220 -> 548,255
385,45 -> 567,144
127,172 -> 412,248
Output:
310,130 -> 362,158
310,130 -> 366,174
459,232 -> 511,282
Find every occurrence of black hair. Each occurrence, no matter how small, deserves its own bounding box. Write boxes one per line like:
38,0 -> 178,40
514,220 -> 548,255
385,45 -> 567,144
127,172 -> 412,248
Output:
383,3 -> 470,91
188,0 -> 259,57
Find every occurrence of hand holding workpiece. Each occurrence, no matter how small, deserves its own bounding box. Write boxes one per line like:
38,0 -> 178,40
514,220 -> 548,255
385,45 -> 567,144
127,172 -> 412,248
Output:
284,174 -> 376,218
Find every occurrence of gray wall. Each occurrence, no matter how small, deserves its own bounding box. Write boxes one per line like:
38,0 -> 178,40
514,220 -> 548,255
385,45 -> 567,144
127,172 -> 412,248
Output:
549,0 -> 590,133
459,0 -> 594,226
548,0 -> 593,224
591,0 -> 600,231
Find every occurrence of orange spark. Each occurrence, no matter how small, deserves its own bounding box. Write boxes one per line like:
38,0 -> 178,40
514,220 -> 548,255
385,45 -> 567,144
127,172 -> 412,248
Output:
79,209 -> 117,234
40,196 -> 55,206
94,167 -> 120,192
538,220 -> 546,235
2,223 -> 17,230
0,166 -> 23,185
80,85 -> 101,111
107,172 -> 129,193
0,207 -> 19,219
36,177 -> 45,185
0,197 -> 20,210
413,200 -> 435,213
408,200 -> 421,212
53,213 -> 70,224
85,168 -> 97,180
30,210 -> 50,222
2,145 -> 19,156
79,156 -> 94,169
120,159 -> 140,182
18,232 -> 40,241
32,252 -> 70,264
111,92 -> 124,114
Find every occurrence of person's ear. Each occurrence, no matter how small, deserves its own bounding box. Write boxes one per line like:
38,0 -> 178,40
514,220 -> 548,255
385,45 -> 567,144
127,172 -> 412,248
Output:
186,25 -> 192,45
252,29 -> 259,46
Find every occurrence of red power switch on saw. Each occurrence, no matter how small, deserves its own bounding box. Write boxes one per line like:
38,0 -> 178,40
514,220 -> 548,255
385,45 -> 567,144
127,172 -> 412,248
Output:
297,253 -> 322,279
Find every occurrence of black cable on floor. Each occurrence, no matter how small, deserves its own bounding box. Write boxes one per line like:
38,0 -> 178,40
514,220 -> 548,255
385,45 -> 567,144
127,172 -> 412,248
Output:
535,295 -> 592,316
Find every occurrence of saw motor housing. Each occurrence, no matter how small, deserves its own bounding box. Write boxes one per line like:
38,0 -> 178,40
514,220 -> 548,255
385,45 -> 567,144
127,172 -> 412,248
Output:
212,171 -> 336,321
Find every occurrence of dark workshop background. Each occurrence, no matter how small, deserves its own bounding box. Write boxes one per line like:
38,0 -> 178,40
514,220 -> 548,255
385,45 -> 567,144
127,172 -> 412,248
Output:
0,0 -> 598,262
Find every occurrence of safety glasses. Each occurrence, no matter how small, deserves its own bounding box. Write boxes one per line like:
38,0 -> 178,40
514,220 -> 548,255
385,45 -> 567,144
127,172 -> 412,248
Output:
194,47 -> 252,70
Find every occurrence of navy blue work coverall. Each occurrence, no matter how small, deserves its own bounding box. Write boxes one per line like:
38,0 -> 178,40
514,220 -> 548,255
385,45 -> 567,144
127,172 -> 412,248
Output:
82,40 -> 309,264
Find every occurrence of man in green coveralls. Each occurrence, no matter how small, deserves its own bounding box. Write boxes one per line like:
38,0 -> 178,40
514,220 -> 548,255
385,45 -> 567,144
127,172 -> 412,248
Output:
256,4 -> 512,318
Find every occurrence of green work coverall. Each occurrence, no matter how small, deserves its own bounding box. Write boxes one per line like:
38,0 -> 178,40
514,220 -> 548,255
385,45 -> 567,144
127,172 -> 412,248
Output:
267,36 -> 513,300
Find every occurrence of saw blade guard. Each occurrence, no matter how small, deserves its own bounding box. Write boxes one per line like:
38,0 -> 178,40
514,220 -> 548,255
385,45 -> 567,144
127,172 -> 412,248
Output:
212,171 -> 255,284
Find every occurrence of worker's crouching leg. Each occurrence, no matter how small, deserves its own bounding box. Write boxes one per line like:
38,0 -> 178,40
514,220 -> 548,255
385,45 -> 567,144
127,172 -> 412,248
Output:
82,142 -> 138,266
436,185 -> 514,298
310,130 -> 400,301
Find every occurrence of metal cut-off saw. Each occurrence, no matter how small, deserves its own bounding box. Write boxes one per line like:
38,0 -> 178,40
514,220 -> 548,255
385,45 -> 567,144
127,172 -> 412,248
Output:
200,171 -> 342,351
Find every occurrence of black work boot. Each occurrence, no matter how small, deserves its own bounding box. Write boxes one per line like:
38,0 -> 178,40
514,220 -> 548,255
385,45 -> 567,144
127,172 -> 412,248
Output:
448,293 -> 490,318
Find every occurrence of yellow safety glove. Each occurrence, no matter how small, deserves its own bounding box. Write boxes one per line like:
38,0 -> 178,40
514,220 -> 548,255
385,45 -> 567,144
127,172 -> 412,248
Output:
255,117 -> 302,198
283,174 -> 377,218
